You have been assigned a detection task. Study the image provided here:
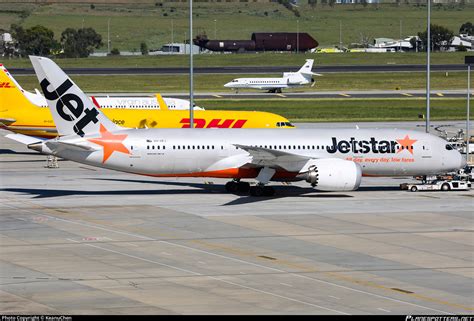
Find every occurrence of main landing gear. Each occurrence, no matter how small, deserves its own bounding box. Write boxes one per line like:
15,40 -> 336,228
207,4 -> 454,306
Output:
249,184 -> 275,196
225,167 -> 276,197
225,181 -> 275,196
225,179 -> 250,193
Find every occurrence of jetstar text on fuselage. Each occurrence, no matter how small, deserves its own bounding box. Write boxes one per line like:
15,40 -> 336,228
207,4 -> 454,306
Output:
327,137 -> 414,154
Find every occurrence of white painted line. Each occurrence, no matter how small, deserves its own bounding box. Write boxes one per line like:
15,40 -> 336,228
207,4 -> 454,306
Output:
84,243 -> 200,276
125,242 -> 139,247
5,203 -> 451,315
16,218 -> 27,221
280,282 -> 293,287
276,93 -> 287,98
81,242 -> 348,314
66,238 -> 80,243
378,308 -> 391,313
160,242 -> 451,314
329,295 -> 340,300
161,252 -> 171,256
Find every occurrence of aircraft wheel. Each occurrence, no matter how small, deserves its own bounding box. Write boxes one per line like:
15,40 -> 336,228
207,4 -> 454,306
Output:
249,185 -> 265,196
237,182 -> 250,193
225,181 -> 239,193
410,186 -> 418,192
441,183 -> 450,191
249,185 -> 274,197
263,186 -> 275,196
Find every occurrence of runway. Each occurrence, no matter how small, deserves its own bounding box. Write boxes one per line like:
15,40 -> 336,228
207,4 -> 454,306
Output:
8,64 -> 466,76
0,122 -> 473,315
91,89 -> 471,100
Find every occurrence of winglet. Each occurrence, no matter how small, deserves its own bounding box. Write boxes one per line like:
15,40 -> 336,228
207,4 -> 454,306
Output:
156,93 -> 169,110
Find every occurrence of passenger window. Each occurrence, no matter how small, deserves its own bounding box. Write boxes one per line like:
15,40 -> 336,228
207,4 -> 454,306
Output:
445,144 -> 453,150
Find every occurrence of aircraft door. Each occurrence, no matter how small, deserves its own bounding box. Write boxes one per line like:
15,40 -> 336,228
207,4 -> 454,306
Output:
420,141 -> 432,159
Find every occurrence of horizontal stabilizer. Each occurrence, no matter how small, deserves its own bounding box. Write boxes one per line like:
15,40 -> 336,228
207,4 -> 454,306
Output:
0,118 -> 16,126
45,140 -> 98,152
5,133 -> 44,145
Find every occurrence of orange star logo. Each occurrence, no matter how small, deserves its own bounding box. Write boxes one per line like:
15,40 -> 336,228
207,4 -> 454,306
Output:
88,124 -> 130,163
396,135 -> 417,155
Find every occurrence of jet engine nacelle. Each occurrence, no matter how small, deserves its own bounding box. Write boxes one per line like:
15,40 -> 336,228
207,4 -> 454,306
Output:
296,158 -> 362,191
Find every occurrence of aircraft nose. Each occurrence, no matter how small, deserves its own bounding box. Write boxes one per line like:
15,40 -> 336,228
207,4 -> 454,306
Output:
223,82 -> 230,88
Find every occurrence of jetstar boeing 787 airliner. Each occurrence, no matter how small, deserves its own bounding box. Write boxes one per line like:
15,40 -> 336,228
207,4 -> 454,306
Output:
5,56 -> 465,196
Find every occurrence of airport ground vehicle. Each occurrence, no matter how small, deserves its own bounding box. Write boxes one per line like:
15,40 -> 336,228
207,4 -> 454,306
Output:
407,180 -> 472,192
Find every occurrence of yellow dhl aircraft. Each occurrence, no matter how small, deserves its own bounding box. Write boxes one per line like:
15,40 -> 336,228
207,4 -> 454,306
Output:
0,64 -> 294,138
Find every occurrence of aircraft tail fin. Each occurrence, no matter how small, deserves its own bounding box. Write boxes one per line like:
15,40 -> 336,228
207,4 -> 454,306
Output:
29,56 -> 122,137
0,64 -> 32,111
297,59 -> 315,75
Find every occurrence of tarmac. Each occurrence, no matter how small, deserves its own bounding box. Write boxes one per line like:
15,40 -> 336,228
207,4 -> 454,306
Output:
0,122 -> 473,315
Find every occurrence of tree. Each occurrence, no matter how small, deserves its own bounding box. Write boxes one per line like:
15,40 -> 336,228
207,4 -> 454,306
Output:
308,0 -> 317,7
328,0 -> 335,7
140,42 -> 148,55
417,24 -> 454,51
459,22 -> 473,35
10,24 -> 59,57
60,27 -> 103,58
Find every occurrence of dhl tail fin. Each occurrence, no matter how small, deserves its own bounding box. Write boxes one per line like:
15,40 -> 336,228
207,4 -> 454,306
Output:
29,56 -> 122,137
0,64 -> 33,112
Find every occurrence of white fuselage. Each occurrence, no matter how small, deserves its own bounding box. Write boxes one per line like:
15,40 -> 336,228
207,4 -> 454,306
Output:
45,128 -> 464,179
224,73 -> 311,91
22,90 -> 202,110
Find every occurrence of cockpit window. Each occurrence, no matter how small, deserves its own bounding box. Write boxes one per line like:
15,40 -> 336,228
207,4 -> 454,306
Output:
276,122 -> 295,128
445,144 -> 454,151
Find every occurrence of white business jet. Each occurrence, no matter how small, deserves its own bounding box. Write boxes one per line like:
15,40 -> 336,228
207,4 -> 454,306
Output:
224,59 -> 320,93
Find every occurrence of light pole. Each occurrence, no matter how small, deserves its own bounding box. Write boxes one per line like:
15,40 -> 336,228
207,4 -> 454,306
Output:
426,0 -> 431,133
399,19 -> 402,52
171,19 -> 174,45
189,0 -> 194,128
214,19 -> 217,39
465,56 -> 473,163
296,19 -> 299,54
107,18 -> 111,54
339,20 -> 342,49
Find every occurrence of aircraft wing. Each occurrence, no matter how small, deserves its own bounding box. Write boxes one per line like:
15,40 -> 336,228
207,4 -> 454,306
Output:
234,144 -> 311,172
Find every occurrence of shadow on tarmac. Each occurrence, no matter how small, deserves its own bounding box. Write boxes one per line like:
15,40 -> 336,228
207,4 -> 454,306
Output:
0,177 -> 358,205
